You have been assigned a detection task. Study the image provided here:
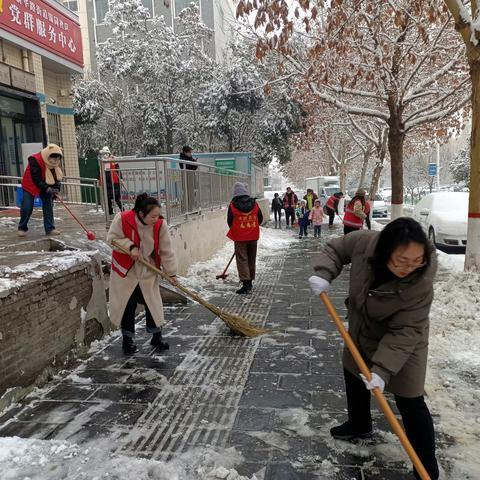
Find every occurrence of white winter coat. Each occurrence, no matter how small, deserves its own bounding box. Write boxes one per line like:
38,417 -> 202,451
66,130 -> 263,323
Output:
107,213 -> 177,327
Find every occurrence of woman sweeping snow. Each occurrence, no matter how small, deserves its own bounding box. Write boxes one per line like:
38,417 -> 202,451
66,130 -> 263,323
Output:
107,193 -> 178,354
309,218 -> 439,480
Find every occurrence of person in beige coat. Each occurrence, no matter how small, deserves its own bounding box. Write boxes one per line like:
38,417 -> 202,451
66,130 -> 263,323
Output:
309,218 -> 439,480
107,193 -> 177,354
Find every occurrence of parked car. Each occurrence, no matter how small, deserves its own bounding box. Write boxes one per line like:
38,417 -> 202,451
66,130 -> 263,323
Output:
412,192 -> 468,251
371,193 -> 388,218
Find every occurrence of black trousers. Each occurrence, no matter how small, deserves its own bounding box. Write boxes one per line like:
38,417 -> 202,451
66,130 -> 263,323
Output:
121,285 -> 161,337
326,207 -> 336,226
107,183 -> 122,215
273,209 -> 282,223
285,207 -> 295,226
344,369 -> 439,480
344,225 -> 360,235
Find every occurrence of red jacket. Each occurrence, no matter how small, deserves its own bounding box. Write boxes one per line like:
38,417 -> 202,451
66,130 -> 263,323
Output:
326,195 -> 338,211
283,191 -> 298,209
111,210 -> 163,278
343,199 -> 370,229
227,203 -> 260,242
22,153 -> 46,196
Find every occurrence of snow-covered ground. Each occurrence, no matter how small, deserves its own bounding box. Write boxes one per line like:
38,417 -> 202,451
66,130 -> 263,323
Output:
426,254 -> 480,478
0,437 -> 258,480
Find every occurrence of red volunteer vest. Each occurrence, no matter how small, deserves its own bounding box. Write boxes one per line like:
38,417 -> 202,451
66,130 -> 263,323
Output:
326,195 -> 336,210
343,200 -> 370,228
21,153 -> 46,196
111,210 -> 163,278
227,203 -> 260,242
109,162 -> 120,184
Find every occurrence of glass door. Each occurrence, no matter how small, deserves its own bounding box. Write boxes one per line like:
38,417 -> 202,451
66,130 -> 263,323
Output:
0,117 -> 19,177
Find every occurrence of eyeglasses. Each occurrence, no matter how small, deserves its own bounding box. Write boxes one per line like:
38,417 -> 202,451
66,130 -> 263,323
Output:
390,258 -> 426,270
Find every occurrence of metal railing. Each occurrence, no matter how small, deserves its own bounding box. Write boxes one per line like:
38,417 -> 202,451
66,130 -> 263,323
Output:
0,175 -> 100,210
100,156 -> 251,224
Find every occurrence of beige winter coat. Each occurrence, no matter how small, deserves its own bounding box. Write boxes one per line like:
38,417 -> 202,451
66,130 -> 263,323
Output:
107,213 -> 177,328
313,230 -> 437,397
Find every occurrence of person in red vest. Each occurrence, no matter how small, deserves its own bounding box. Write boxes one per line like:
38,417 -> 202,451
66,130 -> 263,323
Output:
343,189 -> 371,235
100,146 -> 123,215
107,193 -> 178,354
18,144 -> 63,237
325,191 -> 344,228
282,186 -> 298,228
227,182 -> 264,294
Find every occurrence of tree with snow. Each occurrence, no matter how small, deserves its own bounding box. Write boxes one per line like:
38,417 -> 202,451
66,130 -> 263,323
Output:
450,143 -> 470,186
237,1 -> 470,220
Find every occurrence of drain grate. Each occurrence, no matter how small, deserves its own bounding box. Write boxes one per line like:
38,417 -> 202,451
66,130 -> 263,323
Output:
121,257 -> 285,459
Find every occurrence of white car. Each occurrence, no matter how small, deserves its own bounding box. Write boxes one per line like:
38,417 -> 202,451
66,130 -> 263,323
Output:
412,192 -> 468,250
371,194 -> 388,218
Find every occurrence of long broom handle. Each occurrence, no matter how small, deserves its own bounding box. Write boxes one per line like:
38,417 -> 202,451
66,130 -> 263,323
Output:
221,253 -> 235,277
111,240 -> 204,303
319,293 -> 431,480
56,196 -> 89,234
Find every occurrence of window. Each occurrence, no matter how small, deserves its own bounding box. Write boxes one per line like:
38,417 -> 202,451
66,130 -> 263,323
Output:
47,113 -> 63,151
63,0 -> 78,12
175,0 -> 198,15
95,0 -> 108,23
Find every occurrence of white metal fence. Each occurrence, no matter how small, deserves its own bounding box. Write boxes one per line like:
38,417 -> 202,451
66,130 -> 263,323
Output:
0,175 -> 100,209
100,156 -> 251,224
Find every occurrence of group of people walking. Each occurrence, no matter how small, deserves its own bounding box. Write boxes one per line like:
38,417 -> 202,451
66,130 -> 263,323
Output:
271,187 -> 372,239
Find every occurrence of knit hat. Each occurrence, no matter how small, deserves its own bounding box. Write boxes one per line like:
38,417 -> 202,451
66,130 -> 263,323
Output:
100,146 -> 111,155
356,188 -> 366,197
233,182 -> 249,197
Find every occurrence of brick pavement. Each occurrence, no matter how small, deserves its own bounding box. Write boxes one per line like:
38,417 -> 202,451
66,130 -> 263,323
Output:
0,225 -> 449,479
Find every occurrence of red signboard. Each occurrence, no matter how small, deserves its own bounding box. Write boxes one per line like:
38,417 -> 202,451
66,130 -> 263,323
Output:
0,0 -> 83,68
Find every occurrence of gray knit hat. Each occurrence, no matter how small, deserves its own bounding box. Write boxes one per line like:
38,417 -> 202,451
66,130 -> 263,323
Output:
233,182 -> 249,197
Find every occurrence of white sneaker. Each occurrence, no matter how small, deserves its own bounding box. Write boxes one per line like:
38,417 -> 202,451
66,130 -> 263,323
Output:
17,230 -> 27,237
46,229 -> 61,236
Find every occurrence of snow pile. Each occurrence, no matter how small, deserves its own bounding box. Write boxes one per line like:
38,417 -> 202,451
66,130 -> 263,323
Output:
181,227 -> 294,297
0,250 -> 96,292
427,269 -> 480,478
436,251 -> 465,273
0,437 -> 259,480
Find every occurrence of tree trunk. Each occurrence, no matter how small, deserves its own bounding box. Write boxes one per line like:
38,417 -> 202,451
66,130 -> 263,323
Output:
388,120 -> 405,219
358,149 -> 370,190
369,161 -> 383,201
165,117 -> 174,154
465,61 -> 480,271
339,159 -> 346,193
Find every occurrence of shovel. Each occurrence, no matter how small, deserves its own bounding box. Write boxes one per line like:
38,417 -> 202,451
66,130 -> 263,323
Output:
216,253 -> 235,280
319,293 -> 431,480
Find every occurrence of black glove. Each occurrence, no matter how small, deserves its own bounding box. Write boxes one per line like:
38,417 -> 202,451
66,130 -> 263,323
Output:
46,187 -> 60,197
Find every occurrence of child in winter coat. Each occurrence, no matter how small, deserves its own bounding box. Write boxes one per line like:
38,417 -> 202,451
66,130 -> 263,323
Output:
309,199 -> 324,238
296,200 -> 310,238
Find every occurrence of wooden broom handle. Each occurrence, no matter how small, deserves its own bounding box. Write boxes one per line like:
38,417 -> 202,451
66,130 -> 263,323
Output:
320,292 -> 431,480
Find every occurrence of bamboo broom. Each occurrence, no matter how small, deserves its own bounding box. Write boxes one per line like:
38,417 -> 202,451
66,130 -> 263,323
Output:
112,240 -> 267,337
319,292 -> 431,480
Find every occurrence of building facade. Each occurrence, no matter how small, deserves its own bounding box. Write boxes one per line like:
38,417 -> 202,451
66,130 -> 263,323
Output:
0,0 -> 83,180
66,0 -> 235,72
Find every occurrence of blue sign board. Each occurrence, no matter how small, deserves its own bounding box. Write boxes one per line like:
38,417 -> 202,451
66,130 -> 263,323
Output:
428,163 -> 437,176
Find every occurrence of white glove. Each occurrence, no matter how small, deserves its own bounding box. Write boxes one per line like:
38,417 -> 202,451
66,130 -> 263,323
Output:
308,276 -> 331,296
360,372 -> 385,392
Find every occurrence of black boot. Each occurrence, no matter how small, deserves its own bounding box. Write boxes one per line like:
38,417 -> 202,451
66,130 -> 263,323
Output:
122,335 -> 138,355
236,280 -> 252,294
151,332 -> 170,351
330,421 -> 372,441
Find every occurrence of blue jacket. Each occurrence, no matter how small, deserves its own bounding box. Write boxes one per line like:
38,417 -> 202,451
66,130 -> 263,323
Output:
296,207 -> 310,226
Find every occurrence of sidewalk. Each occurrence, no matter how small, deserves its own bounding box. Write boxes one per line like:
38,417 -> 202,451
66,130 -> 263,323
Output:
0,224 -> 451,479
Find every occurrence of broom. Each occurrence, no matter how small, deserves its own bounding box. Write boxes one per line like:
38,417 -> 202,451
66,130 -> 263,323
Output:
319,292 -> 431,480
112,240 -> 267,337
